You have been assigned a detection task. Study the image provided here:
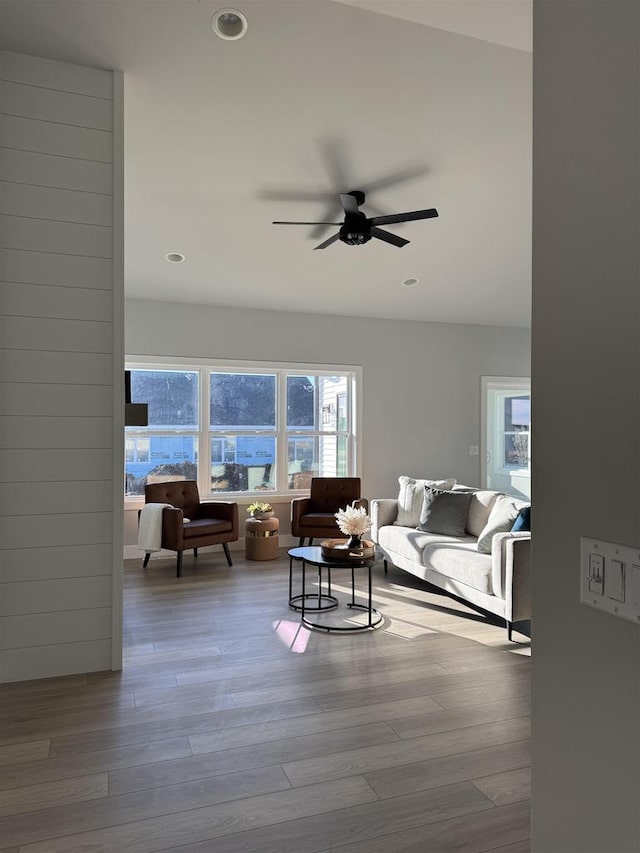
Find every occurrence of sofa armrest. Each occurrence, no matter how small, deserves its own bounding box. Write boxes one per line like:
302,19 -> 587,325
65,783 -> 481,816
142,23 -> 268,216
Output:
491,531 -> 531,622
291,497 -> 311,523
370,499 -> 398,543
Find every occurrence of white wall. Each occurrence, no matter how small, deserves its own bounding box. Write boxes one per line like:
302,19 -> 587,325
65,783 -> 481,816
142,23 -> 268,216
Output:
124,298 -> 530,546
0,51 -> 124,683
531,3 -> 640,851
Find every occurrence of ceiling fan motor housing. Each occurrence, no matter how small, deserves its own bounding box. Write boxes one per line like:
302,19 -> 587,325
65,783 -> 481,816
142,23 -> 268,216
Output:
339,212 -> 372,246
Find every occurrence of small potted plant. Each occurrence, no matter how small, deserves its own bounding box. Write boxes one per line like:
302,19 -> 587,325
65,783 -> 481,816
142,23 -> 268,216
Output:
247,501 -> 274,520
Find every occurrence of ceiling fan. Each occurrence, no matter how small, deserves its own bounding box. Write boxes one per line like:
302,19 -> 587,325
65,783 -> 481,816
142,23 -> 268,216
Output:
272,190 -> 438,250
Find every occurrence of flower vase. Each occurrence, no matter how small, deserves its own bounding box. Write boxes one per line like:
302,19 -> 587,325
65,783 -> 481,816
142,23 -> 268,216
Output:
252,510 -> 274,520
346,534 -> 362,550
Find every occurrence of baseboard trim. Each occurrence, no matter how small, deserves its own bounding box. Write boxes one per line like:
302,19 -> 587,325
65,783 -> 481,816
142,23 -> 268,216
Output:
124,534 -> 299,561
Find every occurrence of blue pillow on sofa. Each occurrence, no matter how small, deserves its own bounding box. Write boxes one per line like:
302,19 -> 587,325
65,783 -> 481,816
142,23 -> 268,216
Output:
511,506 -> 531,532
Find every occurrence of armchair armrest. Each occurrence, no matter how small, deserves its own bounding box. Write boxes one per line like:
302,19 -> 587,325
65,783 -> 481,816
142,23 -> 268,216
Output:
161,507 -> 185,550
291,497 -> 312,525
370,499 -> 398,543
199,501 -> 238,528
491,531 -> 531,622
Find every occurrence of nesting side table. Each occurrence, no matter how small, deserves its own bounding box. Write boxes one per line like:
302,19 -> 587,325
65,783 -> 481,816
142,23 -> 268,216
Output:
245,515 -> 279,560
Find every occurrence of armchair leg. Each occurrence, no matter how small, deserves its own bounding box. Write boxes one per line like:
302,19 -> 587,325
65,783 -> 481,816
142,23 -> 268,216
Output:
309,538 -> 313,546
193,548 -> 198,558
298,537 -> 305,547
222,542 -> 233,567
507,620 -> 513,641
176,551 -> 183,578
142,552 -> 151,569
383,559 -> 388,575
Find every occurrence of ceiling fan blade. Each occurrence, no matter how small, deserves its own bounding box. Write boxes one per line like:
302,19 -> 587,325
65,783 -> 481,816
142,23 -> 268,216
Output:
340,193 -> 359,215
314,233 -> 341,250
370,227 -> 409,248
363,164 -> 429,194
273,221 -> 342,226
369,208 -> 439,226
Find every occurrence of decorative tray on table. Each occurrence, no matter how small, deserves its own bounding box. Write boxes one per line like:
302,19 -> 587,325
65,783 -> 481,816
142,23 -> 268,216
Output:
320,539 -> 375,562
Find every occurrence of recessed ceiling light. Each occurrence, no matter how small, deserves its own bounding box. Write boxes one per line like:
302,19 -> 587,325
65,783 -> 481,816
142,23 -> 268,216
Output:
402,277 -> 419,287
212,8 -> 248,40
165,252 -> 186,264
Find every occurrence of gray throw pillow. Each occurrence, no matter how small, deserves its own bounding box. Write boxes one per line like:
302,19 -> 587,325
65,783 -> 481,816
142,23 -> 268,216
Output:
476,494 -> 524,554
417,486 -> 472,537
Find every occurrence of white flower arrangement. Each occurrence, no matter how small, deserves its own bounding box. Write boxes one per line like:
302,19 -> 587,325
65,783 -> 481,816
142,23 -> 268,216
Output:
335,503 -> 370,537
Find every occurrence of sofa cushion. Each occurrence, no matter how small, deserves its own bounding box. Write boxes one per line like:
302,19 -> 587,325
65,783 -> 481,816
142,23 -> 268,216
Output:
466,491 -> 500,537
379,524 -> 474,565
394,476 -> 457,527
417,487 -> 472,537
422,540 -> 494,595
477,494 -> 528,554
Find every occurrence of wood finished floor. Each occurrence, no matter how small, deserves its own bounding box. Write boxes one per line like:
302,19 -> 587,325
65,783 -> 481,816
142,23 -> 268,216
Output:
0,551 -> 531,852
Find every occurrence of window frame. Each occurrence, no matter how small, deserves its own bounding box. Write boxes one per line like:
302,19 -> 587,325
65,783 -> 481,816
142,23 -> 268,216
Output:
124,356 -> 361,504
480,375 -> 531,499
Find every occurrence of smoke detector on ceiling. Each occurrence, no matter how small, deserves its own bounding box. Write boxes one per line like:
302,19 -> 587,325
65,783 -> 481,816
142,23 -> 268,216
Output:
165,252 -> 185,264
212,9 -> 248,40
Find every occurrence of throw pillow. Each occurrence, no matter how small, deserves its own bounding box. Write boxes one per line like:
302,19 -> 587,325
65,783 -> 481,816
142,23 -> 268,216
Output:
511,505 -> 531,532
394,476 -> 457,527
477,494 -> 524,554
417,486 -> 472,537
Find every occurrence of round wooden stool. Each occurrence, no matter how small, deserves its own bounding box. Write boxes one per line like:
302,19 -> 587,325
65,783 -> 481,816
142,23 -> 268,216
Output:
245,516 -> 279,560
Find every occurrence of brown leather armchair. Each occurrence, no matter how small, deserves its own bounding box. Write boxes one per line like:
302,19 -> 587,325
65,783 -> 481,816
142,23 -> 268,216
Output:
141,480 -> 238,577
291,477 -> 368,546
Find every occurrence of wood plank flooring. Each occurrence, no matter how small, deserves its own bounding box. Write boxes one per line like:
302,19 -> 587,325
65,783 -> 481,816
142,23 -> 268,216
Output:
0,551 -> 531,852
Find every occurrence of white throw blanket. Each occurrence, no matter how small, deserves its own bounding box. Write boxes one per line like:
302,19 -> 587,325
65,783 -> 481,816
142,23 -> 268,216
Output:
138,503 -> 173,553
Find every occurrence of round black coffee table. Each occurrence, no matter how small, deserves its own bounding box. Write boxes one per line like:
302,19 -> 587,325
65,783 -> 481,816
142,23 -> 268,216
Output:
288,546 -> 382,632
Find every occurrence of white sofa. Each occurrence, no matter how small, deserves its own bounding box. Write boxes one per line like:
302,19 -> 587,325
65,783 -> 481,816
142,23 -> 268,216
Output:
371,484 -> 531,640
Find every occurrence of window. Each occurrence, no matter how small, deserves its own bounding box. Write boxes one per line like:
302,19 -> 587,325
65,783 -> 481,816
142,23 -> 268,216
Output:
481,376 -> 531,500
125,360 -> 359,498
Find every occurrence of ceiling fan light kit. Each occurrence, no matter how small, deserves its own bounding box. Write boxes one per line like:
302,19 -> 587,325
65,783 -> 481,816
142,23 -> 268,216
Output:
272,190 -> 438,249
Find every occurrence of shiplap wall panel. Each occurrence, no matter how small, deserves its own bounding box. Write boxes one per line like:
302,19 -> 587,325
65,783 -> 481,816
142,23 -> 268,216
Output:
0,383 -> 113,417
0,51 -> 121,682
1,182 -> 113,226
2,282 -> 113,321
2,248 -> 113,289
1,114 -> 113,162
1,543 -> 113,583
0,416 -> 114,449
0,148 -> 114,194
0,576 -> 112,616
0,641 -> 113,683
0,608 -> 112,650
0,81 -> 113,131
1,51 -> 113,99
0,316 -> 113,352
0,350 -> 114,385
1,214 -> 113,257
0,480 -> 113,517
1,512 -> 113,551
0,449 -> 115,482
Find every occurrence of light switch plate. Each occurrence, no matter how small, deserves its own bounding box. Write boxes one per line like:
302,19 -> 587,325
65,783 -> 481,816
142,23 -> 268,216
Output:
580,537 -> 640,624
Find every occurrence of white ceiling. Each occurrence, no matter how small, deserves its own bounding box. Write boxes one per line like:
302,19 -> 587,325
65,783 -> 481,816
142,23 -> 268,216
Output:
1,0 -> 532,327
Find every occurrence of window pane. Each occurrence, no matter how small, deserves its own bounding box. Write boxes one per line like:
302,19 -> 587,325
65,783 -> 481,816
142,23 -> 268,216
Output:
210,435 -> 276,493
210,373 -> 276,429
129,370 -> 198,428
125,435 -> 198,495
504,395 -> 530,431
287,375 -> 348,431
287,435 -> 347,488
504,433 -> 530,468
